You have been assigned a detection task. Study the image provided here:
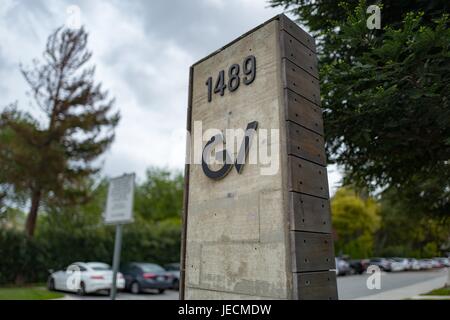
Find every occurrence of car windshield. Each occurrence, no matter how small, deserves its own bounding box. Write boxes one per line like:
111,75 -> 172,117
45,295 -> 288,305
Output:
87,263 -> 111,271
165,264 -> 180,271
139,264 -> 165,273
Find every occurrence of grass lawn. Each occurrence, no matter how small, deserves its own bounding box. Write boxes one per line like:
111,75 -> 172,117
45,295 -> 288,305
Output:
423,286 -> 450,296
0,285 -> 64,300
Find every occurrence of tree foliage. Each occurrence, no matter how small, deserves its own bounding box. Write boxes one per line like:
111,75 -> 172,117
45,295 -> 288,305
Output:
375,190 -> 450,258
270,1 -> 449,48
0,167 -> 184,285
0,26 -> 120,236
134,167 -> 184,222
331,187 -> 380,258
270,0 -> 450,217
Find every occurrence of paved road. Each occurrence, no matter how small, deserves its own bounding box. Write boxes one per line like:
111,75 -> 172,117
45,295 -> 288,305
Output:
337,268 -> 448,300
60,289 -> 179,300
58,269 -> 448,300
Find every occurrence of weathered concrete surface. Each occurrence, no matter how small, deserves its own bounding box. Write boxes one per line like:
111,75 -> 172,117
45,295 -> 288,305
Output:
185,19 -> 290,299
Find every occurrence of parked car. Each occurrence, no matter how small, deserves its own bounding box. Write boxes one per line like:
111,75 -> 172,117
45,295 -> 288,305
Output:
390,258 -> 409,272
434,257 -> 450,267
348,259 -> 368,274
419,259 -> 434,270
408,258 -> 421,270
164,263 -> 180,290
431,258 -> 445,268
48,262 -> 125,295
121,262 -> 173,294
335,258 -> 352,276
368,258 -> 391,271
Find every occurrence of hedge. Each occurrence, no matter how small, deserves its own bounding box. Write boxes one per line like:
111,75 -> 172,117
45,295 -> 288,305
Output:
0,222 -> 181,285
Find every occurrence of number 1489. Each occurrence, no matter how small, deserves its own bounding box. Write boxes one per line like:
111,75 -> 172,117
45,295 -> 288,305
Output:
205,55 -> 256,103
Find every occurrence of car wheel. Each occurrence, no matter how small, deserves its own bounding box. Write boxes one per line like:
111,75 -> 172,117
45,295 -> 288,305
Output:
47,277 -> 55,291
158,289 -> 165,294
173,279 -> 179,290
130,281 -> 140,294
78,282 -> 86,296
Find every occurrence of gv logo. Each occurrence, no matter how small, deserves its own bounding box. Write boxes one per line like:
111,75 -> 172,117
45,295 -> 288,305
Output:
202,121 -> 258,180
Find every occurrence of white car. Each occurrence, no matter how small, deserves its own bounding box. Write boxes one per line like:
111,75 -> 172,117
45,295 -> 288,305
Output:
389,258 -> 405,272
48,262 -> 125,295
390,258 -> 409,272
419,259 -> 434,270
408,258 -> 421,270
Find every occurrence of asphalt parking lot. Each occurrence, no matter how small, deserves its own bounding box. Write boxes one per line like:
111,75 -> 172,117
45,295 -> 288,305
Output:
60,289 -> 179,300
57,268 -> 448,300
337,268 -> 448,299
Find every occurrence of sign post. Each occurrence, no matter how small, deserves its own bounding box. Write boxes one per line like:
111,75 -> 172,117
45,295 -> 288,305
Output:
104,173 -> 135,300
110,224 -> 123,300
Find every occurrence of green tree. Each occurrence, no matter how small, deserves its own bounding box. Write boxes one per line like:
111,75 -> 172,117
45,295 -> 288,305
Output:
331,187 -> 380,258
270,0 -> 450,217
0,26 -> 120,237
270,1 -> 448,62
27,168 -> 183,280
0,110 -> 37,213
134,167 -> 184,222
375,190 -> 450,257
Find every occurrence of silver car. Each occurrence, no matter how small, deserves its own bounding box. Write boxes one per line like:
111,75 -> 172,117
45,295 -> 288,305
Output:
419,259 -> 434,270
164,263 -> 180,290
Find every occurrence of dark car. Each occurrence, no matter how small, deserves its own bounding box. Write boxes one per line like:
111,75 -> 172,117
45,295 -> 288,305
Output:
164,263 -> 180,290
348,259 -> 369,274
368,258 -> 391,271
120,262 -> 172,294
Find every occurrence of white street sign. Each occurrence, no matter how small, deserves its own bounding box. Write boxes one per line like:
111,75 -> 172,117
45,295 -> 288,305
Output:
104,173 -> 135,225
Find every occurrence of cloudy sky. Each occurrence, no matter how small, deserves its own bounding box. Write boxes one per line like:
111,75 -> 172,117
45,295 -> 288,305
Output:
0,0 -> 342,193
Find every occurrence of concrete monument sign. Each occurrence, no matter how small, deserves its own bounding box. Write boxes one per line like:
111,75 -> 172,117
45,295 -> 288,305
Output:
181,14 -> 337,300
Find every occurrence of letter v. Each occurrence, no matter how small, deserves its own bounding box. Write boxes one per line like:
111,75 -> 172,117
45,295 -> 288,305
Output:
234,121 -> 258,174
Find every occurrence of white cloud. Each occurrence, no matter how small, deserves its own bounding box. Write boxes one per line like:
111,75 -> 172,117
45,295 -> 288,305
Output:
0,0 -> 342,193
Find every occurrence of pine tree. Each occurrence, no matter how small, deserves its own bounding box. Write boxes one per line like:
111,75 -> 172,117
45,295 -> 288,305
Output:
0,26 -> 120,237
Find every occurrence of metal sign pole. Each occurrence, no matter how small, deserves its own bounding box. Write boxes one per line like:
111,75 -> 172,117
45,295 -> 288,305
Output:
110,224 -> 123,300
446,266 -> 450,287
